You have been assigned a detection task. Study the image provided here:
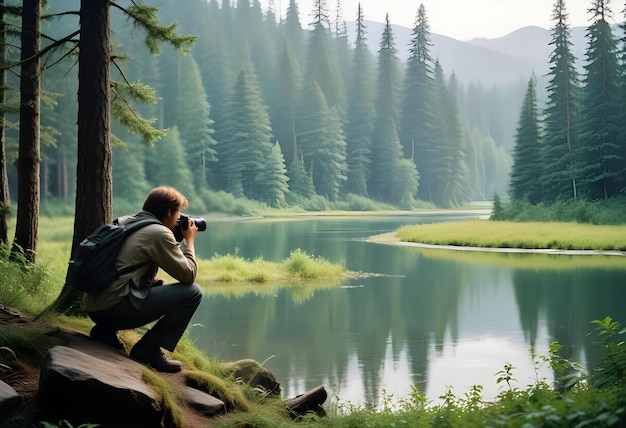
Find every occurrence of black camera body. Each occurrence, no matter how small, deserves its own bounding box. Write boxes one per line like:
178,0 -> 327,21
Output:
174,213 -> 207,242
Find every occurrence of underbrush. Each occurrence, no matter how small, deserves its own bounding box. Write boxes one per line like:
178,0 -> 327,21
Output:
492,196 -> 626,225
0,244 -> 53,314
296,317 -> 626,427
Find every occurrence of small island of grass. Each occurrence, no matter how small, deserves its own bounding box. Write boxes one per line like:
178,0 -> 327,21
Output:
382,220 -> 626,253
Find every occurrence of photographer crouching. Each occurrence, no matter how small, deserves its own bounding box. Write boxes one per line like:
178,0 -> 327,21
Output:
83,185 -> 205,372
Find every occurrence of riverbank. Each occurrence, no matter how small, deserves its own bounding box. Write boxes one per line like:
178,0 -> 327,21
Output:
368,220 -> 626,256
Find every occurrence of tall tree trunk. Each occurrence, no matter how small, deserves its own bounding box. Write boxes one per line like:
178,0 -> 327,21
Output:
0,0 -> 10,245
58,148 -> 69,204
13,0 -> 41,263
47,0 -> 112,315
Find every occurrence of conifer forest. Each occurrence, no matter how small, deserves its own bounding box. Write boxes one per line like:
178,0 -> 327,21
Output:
5,0 -> 624,215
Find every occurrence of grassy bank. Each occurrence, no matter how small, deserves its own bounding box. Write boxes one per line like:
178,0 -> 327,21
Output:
394,220 -> 626,251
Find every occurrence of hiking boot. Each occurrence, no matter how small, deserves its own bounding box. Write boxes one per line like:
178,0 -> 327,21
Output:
130,339 -> 182,373
90,325 -> 124,350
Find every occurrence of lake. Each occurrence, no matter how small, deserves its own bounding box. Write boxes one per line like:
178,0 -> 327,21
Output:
188,213 -> 626,407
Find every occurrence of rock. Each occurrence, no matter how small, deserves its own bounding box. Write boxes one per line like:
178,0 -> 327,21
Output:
221,359 -> 281,396
284,385 -> 327,419
4,325 -> 326,426
0,380 -> 21,415
38,345 -> 163,427
185,386 -> 226,417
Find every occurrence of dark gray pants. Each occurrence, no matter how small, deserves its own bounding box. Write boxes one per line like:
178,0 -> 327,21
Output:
89,282 -> 203,351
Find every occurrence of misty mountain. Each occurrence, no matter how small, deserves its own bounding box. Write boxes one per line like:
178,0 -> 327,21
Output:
350,21 -> 593,88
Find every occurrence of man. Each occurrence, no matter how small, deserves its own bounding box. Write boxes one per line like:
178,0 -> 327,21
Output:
84,186 -> 203,372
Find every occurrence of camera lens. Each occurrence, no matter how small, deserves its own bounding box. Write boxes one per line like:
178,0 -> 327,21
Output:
192,217 -> 207,231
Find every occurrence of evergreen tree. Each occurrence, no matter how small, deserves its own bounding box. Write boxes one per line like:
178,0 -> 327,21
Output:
256,141 -> 289,207
287,155 -> 315,202
283,0 -> 306,67
48,1 -> 196,314
303,0 -> 345,112
297,82 -> 347,200
112,143 -> 151,206
148,126 -> 204,212
617,0 -> 626,195
578,0 -> 622,199
398,4 -> 437,203
218,60 -> 287,204
0,0 -> 13,244
174,55 -> 218,189
268,37 -> 302,165
195,0 -> 235,135
13,0 -> 41,262
332,0 -> 352,93
368,15 -> 410,204
394,158 -> 419,209
542,0 -> 581,201
510,76 -> 543,203
344,3 -> 375,196
437,70 -> 470,207
248,0 -> 278,100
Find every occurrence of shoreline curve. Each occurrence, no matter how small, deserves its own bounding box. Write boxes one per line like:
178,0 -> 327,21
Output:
365,232 -> 626,257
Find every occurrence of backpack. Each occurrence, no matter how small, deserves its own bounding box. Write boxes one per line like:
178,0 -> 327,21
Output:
68,217 -> 161,294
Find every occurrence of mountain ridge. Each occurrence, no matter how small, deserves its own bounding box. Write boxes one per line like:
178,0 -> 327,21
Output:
348,20 -> 594,87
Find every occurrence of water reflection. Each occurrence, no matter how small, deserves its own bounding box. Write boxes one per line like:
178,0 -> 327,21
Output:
189,216 -> 626,406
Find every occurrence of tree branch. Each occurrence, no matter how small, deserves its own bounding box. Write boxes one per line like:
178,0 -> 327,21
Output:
0,29 -> 80,71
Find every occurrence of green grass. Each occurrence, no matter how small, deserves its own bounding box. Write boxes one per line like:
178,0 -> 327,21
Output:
395,220 -> 626,251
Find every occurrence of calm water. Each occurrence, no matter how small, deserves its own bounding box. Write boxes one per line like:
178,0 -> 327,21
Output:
188,214 -> 626,406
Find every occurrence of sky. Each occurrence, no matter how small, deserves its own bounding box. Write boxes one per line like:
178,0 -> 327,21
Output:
266,0 -> 621,40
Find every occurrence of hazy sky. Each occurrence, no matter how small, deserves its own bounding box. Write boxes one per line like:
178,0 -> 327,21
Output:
267,0 -> 620,40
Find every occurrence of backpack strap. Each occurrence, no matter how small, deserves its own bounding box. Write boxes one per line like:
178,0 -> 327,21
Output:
114,217 -> 163,277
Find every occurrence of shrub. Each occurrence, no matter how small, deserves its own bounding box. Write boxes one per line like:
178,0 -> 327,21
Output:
494,197 -> 626,225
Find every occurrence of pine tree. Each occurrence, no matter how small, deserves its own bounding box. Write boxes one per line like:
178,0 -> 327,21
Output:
148,126 -> 204,212
13,0 -> 41,262
284,0 -> 306,67
268,38 -> 302,166
287,155 -> 315,202
218,59 -> 287,204
542,0 -> 581,201
398,4 -> 437,204
437,70 -> 470,207
303,0 -> 345,112
195,0 -> 235,138
112,143 -> 151,207
616,0 -> 626,195
174,55 -> 218,190
344,3 -> 375,196
368,15 -> 409,204
297,82 -> 347,200
578,0 -> 622,199
256,141 -> 289,207
510,76 -> 543,203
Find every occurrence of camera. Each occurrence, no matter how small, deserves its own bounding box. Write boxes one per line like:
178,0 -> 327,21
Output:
174,213 -> 207,242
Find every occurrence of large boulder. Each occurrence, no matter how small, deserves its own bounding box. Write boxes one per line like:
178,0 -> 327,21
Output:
38,345 -> 163,427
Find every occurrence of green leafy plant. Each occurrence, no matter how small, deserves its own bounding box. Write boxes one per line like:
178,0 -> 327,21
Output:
495,362 -> 517,393
590,316 -> 626,388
